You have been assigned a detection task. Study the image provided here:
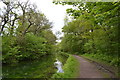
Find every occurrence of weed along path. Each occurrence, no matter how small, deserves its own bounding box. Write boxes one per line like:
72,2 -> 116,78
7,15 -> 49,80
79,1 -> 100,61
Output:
73,55 -> 113,78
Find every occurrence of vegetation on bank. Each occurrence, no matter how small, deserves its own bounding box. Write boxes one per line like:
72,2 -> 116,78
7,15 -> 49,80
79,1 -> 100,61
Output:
1,0 -> 57,78
54,2 -> 120,70
56,52 -> 69,65
52,55 -> 80,78
2,52 -> 69,78
1,0 -> 119,78
1,0 -> 56,65
82,53 -> 119,67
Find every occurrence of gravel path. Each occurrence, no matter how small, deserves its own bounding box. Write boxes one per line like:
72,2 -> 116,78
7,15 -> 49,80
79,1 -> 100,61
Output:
73,55 -> 105,78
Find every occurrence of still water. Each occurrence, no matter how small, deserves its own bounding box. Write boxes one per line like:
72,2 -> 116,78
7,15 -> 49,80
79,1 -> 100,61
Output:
2,55 -> 56,78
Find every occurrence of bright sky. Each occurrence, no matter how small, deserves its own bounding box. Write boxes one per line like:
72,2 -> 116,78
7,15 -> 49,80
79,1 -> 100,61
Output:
29,0 -> 73,38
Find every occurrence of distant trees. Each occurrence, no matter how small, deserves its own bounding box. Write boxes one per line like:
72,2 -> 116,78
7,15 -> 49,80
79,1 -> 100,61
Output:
1,0 -> 56,64
61,16 -> 93,54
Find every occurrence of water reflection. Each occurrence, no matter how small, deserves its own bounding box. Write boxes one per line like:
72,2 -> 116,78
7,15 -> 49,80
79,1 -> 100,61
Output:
54,59 -> 64,73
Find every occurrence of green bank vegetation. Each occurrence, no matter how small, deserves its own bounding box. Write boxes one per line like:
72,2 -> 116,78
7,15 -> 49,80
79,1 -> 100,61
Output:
54,2 -> 120,76
1,0 -> 120,78
52,55 -> 80,78
1,0 -> 57,78
56,52 -> 69,65
1,0 -> 56,64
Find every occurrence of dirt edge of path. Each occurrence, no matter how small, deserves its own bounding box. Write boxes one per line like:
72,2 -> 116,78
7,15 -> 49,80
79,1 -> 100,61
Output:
80,55 -> 118,78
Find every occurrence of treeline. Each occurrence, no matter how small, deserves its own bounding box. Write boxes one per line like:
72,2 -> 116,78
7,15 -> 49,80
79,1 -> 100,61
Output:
1,0 -> 56,64
55,2 -> 120,67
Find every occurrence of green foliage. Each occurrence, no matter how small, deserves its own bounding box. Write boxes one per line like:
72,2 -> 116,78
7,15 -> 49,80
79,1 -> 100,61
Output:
2,32 -> 56,64
1,0 -> 56,64
2,36 -> 21,64
61,16 -> 92,54
83,53 -> 120,67
1,0 -> 57,64
52,55 -> 79,78
82,53 -> 120,76
20,33 -> 48,59
41,30 -> 57,45
3,46 -> 21,64
56,52 -> 69,65
56,2 -> 119,76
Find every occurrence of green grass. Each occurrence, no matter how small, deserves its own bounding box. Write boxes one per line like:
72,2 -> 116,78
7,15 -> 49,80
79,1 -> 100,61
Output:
52,55 -> 80,78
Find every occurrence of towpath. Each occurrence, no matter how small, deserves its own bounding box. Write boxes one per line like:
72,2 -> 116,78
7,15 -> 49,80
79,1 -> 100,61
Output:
73,55 -> 115,78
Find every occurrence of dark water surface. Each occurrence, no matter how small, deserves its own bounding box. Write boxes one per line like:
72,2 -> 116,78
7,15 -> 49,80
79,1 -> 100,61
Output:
2,55 -> 56,78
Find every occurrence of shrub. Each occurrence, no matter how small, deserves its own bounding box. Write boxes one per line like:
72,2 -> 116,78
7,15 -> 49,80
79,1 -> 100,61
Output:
2,36 -> 21,64
82,53 -> 120,67
19,33 -> 48,59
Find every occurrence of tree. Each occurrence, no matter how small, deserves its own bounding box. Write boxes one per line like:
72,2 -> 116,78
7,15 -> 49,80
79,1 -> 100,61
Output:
54,1 -> 119,62
2,0 -> 57,64
61,16 -> 93,54
0,0 -> 19,35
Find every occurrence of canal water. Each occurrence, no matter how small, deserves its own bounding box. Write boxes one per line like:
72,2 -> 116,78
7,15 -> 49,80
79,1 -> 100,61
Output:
2,55 -> 56,78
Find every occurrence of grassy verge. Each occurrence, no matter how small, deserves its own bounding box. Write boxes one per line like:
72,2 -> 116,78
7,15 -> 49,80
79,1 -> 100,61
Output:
52,55 -> 80,78
81,53 -> 120,77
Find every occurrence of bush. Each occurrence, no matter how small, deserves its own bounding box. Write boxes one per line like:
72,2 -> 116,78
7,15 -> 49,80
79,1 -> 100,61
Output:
2,33 -> 54,64
82,53 -> 120,67
20,33 -> 49,60
2,36 -> 21,64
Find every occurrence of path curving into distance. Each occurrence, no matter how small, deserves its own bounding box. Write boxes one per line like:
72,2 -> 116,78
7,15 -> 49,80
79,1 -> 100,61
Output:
73,55 -> 114,78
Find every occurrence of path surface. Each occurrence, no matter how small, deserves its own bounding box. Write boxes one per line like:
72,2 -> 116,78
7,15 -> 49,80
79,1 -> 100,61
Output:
73,55 -> 108,78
